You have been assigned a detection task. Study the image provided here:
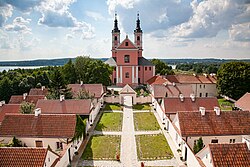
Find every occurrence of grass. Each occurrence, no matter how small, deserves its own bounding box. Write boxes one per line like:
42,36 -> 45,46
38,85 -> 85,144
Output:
218,98 -> 234,111
136,134 -> 174,160
95,112 -> 123,131
134,112 -> 160,131
133,103 -> 151,110
82,135 -> 121,160
103,103 -> 122,110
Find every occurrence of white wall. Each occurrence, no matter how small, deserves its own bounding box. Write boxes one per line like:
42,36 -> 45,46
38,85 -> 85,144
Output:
104,96 -> 119,104
190,83 -> 217,97
44,150 -> 60,167
196,147 -> 213,167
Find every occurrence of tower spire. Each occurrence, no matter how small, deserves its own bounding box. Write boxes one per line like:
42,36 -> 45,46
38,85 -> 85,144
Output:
135,11 -> 142,33
112,11 -> 120,33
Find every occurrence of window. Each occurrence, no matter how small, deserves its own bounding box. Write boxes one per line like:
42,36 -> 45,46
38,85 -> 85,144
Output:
124,55 -> 130,63
211,139 -> 218,143
206,93 -> 208,97
137,36 -> 140,40
200,85 -> 202,88
175,133 -> 178,141
149,67 -> 151,71
138,78 -> 141,84
125,72 -> 129,78
114,67 -> 116,71
200,93 -> 202,97
165,92 -> 168,97
194,140 -> 197,146
125,42 -> 128,46
145,67 -> 147,71
114,78 -> 116,83
204,85 -> 205,88
230,139 -> 235,143
138,67 -> 140,71
56,142 -> 63,150
35,141 -> 43,147
114,36 -> 117,40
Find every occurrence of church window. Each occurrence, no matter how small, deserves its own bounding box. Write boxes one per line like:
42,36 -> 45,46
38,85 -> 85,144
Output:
114,36 -> 117,40
138,67 -> 140,71
145,67 -> 147,71
137,36 -> 140,40
125,72 -> 129,78
149,67 -> 151,71
114,67 -> 116,71
125,42 -> 128,46
124,55 -> 130,63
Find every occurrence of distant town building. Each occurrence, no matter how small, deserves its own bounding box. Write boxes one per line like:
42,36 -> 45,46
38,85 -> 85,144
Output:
105,13 -> 155,87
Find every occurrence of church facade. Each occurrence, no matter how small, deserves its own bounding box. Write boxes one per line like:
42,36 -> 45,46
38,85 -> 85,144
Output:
105,14 -> 155,87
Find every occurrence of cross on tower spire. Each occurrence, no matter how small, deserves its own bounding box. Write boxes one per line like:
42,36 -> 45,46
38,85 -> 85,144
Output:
112,11 -> 120,33
135,11 -> 142,33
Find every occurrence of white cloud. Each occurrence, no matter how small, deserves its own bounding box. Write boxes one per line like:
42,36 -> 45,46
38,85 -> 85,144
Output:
71,22 -> 95,39
107,0 -> 140,14
229,23 -> 250,42
5,17 -> 32,34
171,0 -> 250,38
0,4 -> 13,27
85,11 -> 105,21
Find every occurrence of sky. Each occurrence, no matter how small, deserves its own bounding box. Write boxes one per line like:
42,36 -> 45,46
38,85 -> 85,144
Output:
0,0 -> 249,61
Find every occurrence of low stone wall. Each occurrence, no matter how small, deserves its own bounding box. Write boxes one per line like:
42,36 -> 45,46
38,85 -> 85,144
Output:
104,96 -> 120,104
104,95 -> 151,104
135,96 -> 152,104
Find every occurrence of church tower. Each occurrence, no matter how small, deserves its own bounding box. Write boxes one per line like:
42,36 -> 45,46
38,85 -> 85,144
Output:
112,12 -> 120,57
134,13 -> 143,57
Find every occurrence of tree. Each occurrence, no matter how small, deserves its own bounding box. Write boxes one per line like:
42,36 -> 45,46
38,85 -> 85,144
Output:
20,102 -> 35,114
75,56 -> 92,83
70,115 -> 86,142
8,137 -> 22,147
217,62 -> 250,100
62,59 -> 77,84
151,59 -> 174,75
0,77 -> 12,103
47,68 -> 72,99
77,89 -> 94,99
193,137 -> 204,154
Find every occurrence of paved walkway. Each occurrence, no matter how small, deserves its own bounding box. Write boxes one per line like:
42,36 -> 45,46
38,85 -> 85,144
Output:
120,96 -> 138,166
135,130 -> 162,135
93,130 -> 122,135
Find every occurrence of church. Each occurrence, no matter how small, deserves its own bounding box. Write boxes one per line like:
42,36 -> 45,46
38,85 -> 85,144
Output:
105,13 -> 155,87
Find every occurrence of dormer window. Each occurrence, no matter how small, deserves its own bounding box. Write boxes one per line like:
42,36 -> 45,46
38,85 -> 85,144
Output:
124,55 -> 130,63
125,42 -> 128,46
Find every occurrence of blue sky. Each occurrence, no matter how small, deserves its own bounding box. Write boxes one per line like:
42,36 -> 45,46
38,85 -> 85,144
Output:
0,0 -> 249,61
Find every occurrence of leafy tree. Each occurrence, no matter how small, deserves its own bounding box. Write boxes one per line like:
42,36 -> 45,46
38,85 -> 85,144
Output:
217,62 -> 250,100
0,77 -> 12,103
193,137 -> 204,154
77,89 -> 94,99
151,59 -> 174,75
20,102 -> 35,114
62,59 -> 77,84
70,115 -> 86,142
48,68 -> 72,99
8,137 -> 22,147
75,56 -> 92,83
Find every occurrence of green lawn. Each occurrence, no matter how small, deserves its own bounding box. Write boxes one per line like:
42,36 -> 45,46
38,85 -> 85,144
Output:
133,104 -> 151,110
136,134 -> 174,160
134,112 -> 160,131
103,103 -> 122,110
82,135 -> 120,160
218,98 -> 234,111
95,112 -> 123,131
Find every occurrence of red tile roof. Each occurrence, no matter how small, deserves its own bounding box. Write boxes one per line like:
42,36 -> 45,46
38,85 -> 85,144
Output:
29,88 -> 48,96
9,95 -> 45,105
235,92 -> 250,111
0,104 -> 21,123
153,84 -> 193,98
209,143 -> 250,167
147,75 -> 168,85
0,114 -> 76,138
177,110 -> 250,136
0,147 -> 51,167
36,99 -> 92,115
165,74 -> 216,84
68,84 -> 104,98
164,97 -> 219,114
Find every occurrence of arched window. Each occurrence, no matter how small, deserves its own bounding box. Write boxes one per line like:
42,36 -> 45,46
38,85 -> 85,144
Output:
124,55 -> 130,63
137,36 -> 140,41
114,36 -> 117,40
125,72 -> 129,78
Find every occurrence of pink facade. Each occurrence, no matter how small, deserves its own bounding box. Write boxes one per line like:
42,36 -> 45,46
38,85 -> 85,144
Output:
106,13 -> 154,87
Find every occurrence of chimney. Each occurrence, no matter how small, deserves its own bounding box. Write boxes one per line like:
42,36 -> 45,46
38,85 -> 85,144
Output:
179,94 -> 184,102
23,93 -> 28,100
60,95 -> 65,102
80,81 -> 83,86
193,73 -> 197,77
214,106 -> 221,116
190,93 -> 195,102
199,107 -> 206,116
172,82 -> 176,87
35,108 -> 41,117
203,73 -> 208,78
41,86 -> 45,90
0,101 -> 5,106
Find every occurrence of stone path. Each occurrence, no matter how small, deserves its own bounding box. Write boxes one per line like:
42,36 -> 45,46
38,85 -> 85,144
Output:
135,130 -> 162,135
93,130 -> 122,135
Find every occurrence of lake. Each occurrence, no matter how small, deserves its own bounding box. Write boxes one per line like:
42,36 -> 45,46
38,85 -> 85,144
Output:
0,66 -> 44,72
